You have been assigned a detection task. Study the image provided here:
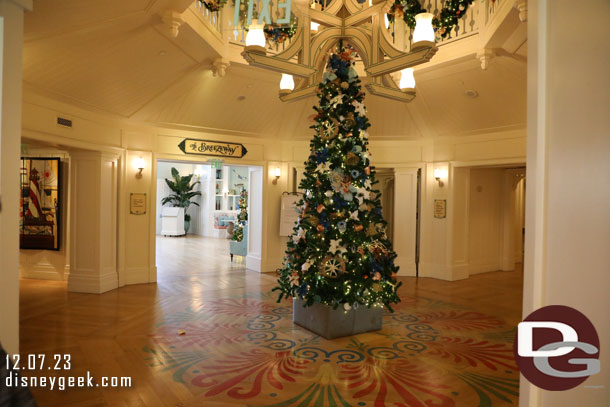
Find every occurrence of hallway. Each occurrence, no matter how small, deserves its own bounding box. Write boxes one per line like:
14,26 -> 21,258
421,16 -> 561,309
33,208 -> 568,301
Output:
19,249 -> 523,406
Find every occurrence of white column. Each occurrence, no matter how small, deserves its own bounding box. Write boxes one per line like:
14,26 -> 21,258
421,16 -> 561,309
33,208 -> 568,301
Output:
523,0 -> 610,405
68,151 -> 119,293
393,168 -> 418,276
501,169 -> 518,271
246,166 -> 262,272
448,166 -> 470,279
0,0 -> 32,355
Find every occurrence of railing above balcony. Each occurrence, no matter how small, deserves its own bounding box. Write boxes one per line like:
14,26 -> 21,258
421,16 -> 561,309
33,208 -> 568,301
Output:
194,0 -> 222,33
388,0 -> 480,52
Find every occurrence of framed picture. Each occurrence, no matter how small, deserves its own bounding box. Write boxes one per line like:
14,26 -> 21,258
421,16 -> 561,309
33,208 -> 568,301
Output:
19,157 -> 61,250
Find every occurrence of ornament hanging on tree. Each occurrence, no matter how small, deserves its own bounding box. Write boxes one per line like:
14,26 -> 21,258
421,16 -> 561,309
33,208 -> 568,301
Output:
274,42 -> 401,312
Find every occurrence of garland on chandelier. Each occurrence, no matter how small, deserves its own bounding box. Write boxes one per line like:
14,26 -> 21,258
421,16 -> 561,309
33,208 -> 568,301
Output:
387,0 -> 475,39
231,189 -> 248,242
263,16 -> 298,44
199,0 -> 227,13
273,42 -> 401,312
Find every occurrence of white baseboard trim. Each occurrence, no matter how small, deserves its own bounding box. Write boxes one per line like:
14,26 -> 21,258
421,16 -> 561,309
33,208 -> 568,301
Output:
469,262 -> 502,275
124,267 -> 151,285
419,263 -> 469,281
246,254 -> 262,272
262,260 -> 282,273
395,259 -> 416,277
20,263 -> 70,281
68,268 -> 118,293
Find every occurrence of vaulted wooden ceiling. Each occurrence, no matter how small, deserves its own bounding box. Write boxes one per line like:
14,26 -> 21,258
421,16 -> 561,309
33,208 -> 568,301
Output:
23,0 -> 527,140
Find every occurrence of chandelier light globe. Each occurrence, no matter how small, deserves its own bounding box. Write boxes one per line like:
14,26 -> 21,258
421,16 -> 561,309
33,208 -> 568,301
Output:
412,12 -> 435,49
399,68 -> 415,92
279,73 -> 295,94
245,19 -> 267,54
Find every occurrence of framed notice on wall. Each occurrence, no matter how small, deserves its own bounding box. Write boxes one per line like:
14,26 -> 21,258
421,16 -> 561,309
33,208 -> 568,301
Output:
130,193 -> 147,215
434,199 -> 446,219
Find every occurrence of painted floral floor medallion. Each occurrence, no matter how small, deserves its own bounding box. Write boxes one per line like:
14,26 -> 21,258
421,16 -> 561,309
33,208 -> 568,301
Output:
145,290 -> 519,407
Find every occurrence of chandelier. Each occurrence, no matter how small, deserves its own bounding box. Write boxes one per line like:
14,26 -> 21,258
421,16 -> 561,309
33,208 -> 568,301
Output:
240,0 -> 450,103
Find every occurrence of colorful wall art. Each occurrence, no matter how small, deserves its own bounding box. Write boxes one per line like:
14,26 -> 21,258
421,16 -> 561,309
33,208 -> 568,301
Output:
19,157 -> 61,250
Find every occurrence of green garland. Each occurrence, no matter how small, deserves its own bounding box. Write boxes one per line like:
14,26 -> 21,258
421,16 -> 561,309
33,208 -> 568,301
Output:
231,189 -> 248,242
387,0 -> 474,39
263,16 -> 298,45
199,0 -> 227,13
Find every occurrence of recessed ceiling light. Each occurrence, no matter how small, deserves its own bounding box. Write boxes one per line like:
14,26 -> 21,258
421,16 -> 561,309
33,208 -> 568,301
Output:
158,51 -> 166,56
237,95 -> 246,101
465,89 -> 478,98
246,84 -> 253,88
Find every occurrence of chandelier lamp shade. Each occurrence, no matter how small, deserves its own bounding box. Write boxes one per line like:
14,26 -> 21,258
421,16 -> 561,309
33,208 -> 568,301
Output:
279,73 -> 295,95
238,0 -> 480,103
399,68 -> 415,92
244,19 -> 267,54
412,13 -> 436,49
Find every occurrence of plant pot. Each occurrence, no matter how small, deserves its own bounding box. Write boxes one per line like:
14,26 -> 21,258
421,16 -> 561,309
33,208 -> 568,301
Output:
292,298 -> 383,339
184,218 -> 190,234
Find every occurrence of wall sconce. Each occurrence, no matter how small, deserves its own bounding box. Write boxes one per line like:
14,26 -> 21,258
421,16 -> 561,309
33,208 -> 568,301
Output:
134,157 -> 145,178
434,168 -> 447,187
272,167 -> 281,185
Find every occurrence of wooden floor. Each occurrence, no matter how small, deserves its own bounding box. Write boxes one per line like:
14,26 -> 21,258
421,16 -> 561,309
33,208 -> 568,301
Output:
19,235 -> 523,407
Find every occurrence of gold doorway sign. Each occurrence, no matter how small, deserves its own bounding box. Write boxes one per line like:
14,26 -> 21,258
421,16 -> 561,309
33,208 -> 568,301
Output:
178,139 -> 248,158
434,199 -> 446,219
130,193 -> 147,215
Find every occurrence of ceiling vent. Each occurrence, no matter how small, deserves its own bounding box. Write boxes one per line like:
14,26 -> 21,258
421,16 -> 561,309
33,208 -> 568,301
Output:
57,117 -> 73,128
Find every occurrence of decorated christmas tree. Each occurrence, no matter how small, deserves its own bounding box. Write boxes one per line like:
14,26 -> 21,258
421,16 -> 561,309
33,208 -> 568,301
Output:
231,189 -> 248,242
274,44 -> 401,312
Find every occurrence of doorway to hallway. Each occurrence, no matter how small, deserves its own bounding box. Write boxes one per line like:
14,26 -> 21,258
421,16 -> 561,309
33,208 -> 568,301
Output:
154,160 -> 263,280
459,165 -> 526,275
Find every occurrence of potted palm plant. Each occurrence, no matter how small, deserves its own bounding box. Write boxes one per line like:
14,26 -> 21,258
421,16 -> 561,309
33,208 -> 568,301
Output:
161,167 -> 201,234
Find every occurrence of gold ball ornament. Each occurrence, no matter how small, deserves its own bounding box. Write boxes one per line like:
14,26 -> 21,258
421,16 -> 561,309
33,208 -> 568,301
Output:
346,152 -> 360,166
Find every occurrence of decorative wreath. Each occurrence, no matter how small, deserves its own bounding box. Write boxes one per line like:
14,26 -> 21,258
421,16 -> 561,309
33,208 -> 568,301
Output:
263,16 -> 298,45
386,0 -> 475,39
319,255 -> 346,278
320,118 -> 339,140
199,0 -> 227,12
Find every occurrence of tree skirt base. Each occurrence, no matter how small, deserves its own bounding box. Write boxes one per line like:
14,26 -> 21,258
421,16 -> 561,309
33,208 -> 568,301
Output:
292,298 -> 383,339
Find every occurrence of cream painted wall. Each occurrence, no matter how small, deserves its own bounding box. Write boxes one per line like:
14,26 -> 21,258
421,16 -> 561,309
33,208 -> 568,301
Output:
18,77 -> 526,289
19,148 -> 70,281
522,0 -> 610,405
468,168 -> 504,274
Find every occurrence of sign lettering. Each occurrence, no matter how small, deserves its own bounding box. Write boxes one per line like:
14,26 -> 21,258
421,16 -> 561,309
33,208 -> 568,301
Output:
178,139 -> 248,159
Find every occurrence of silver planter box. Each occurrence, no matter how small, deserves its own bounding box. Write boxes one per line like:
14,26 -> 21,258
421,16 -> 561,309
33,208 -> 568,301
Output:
293,298 -> 383,339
